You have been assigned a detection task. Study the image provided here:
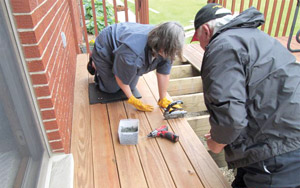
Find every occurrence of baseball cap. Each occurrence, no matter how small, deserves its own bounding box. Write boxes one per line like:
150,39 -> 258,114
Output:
191,3 -> 232,42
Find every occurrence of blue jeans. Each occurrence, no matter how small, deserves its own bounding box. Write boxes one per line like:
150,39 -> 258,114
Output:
232,148 -> 300,188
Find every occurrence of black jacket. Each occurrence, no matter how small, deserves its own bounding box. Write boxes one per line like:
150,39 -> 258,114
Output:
201,7 -> 300,168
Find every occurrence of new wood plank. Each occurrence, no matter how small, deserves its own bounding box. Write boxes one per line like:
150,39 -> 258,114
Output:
107,101 -> 148,188
90,104 -> 120,188
138,77 -> 205,188
71,54 -> 94,188
183,44 -> 204,71
187,115 -> 210,138
124,99 -> 176,188
168,76 -> 203,96
169,118 -> 230,187
170,64 -> 196,79
143,72 -> 230,188
172,93 -> 207,112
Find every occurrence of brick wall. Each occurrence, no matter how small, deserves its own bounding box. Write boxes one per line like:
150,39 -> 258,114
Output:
10,0 -> 82,153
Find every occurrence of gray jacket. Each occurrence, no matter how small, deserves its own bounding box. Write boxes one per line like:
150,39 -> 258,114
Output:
92,23 -> 172,85
201,7 -> 300,168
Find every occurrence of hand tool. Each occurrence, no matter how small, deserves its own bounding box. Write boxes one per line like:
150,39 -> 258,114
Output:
147,125 -> 179,142
163,101 -> 187,120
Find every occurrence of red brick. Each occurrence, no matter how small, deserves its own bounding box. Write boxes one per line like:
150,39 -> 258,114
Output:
49,140 -> 63,150
23,45 -> 43,59
38,98 -> 53,109
14,15 -> 35,28
11,0 -> 38,13
44,120 -> 59,130
17,0 -> 65,45
31,73 -> 48,85
34,86 -> 50,97
19,31 -> 39,44
47,131 -> 61,140
41,109 -> 56,119
14,0 -> 57,29
27,60 -> 45,72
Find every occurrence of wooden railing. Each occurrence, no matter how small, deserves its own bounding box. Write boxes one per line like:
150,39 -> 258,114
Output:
207,0 -> 299,37
79,0 -> 149,54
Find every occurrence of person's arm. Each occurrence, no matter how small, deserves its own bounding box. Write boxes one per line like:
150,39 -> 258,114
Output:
115,75 -> 133,99
156,72 -> 169,100
116,75 -> 153,112
202,42 -> 248,145
205,133 -> 227,153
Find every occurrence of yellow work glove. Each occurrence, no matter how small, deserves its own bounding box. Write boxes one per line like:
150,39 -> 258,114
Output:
157,97 -> 182,109
127,95 -> 154,112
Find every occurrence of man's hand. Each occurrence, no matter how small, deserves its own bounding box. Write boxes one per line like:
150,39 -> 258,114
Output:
128,95 -> 154,112
204,133 -> 227,154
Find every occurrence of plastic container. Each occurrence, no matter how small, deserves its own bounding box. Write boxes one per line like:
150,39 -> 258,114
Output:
118,119 -> 139,145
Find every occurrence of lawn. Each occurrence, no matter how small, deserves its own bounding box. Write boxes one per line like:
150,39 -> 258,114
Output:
123,0 -> 300,42
146,0 -> 300,36
148,0 -> 205,27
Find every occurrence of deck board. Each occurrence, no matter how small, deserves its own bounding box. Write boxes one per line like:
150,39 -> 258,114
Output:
137,78 -> 205,188
71,54 -> 94,188
91,104 -> 120,188
123,101 -> 176,188
107,101 -> 148,188
143,72 -> 230,188
71,54 -> 230,188
185,37 -> 300,72
183,43 -> 204,71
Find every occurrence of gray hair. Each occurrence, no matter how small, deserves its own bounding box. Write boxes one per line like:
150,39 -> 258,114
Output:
199,14 -> 235,35
147,21 -> 185,61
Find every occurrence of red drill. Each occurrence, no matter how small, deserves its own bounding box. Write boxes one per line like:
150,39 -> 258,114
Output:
147,125 -> 179,142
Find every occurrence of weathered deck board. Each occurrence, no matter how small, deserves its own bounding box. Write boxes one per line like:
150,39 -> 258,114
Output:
71,54 -> 94,188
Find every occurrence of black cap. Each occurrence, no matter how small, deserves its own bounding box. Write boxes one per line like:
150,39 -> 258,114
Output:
192,3 -> 231,42
194,3 -> 231,29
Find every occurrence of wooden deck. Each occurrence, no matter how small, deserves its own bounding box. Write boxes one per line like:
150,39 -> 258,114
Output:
71,54 -> 230,188
184,37 -> 300,72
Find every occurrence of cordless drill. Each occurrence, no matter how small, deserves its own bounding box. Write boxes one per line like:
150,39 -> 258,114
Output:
147,125 -> 179,142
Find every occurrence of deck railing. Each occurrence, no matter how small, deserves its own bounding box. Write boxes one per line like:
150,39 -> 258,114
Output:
79,0 -> 149,54
208,0 -> 300,52
208,0 -> 299,37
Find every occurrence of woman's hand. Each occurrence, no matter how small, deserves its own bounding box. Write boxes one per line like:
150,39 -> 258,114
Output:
127,95 -> 154,112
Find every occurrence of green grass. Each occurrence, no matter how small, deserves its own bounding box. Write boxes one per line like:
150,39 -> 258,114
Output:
148,0 -> 300,37
123,0 -> 300,37
148,0 -> 205,27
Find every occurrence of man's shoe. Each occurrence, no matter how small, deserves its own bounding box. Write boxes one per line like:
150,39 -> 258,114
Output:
87,57 -> 95,75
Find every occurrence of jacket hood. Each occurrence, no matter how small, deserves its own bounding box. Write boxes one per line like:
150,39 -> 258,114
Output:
211,7 -> 265,41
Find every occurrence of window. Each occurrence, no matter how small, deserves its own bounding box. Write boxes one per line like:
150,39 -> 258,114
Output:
0,1 -> 50,187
